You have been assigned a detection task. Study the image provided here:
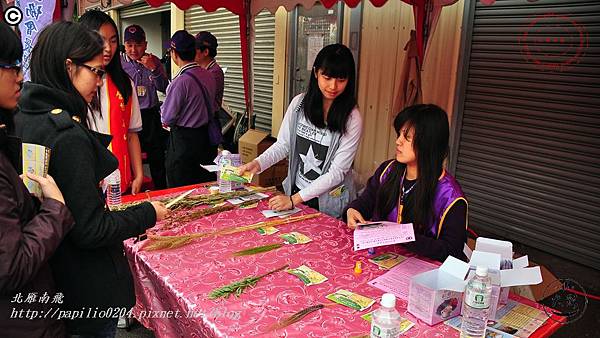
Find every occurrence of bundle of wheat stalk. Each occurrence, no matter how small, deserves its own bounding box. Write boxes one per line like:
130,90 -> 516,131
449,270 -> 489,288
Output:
208,264 -> 289,299
141,213 -> 321,251
153,199 -> 276,233
266,303 -> 336,332
109,186 -> 276,211
170,186 -> 277,210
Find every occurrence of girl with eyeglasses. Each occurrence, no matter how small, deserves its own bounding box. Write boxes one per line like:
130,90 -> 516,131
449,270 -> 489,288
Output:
0,21 -> 74,338
79,10 -> 145,195
15,21 -> 168,337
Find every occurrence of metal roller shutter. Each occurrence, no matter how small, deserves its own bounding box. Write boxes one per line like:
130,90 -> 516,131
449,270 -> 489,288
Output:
185,8 -> 275,132
452,0 -> 600,269
253,11 -> 276,132
119,0 -> 171,19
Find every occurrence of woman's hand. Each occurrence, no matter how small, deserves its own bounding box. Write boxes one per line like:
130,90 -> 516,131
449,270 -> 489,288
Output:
238,160 -> 261,175
346,208 -> 366,230
25,173 -> 65,204
150,201 -> 169,221
131,176 -> 143,195
268,194 -> 294,211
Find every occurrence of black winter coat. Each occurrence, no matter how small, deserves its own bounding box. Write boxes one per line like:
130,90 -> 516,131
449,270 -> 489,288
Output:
15,83 -> 157,335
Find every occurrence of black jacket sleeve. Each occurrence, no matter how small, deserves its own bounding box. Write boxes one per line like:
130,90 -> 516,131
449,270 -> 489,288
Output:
50,130 -> 156,249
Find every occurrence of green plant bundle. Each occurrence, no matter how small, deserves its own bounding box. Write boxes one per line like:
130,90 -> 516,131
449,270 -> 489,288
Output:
231,243 -> 284,257
208,264 -> 289,300
142,213 -> 321,251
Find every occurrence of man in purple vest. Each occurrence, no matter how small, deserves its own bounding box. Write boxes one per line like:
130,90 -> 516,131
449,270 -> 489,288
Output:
195,31 -> 224,114
121,24 -> 169,189
161,30 -> 217,187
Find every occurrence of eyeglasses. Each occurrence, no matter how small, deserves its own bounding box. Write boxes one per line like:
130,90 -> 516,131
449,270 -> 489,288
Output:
78,63 -> 106,78
0,60 -> 22,76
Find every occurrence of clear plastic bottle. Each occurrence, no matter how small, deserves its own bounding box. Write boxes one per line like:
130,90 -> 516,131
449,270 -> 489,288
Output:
461,266 -> 493,338
105,169 -> 121,209
218,150 -> 233,193
370,293 -> 402,338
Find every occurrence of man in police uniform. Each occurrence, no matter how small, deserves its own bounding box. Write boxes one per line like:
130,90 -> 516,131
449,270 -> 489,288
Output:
161,30 -> 217,188
121,24 -> 169,189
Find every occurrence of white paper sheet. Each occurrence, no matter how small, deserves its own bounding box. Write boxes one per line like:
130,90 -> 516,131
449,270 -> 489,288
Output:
200,164 -> 219,172
353,222 -> 415,251
261,208 -> 301,218
368,258 -> 438,300
307,35 -> 324,71
228,193 -> 269,205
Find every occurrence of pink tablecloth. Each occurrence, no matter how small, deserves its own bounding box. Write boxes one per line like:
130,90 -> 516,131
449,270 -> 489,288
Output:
123,184 -> 562,337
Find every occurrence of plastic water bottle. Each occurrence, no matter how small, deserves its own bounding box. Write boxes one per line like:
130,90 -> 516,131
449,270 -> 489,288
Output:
461,266 -> 493,338
106,169 -> 121,209
218,150 -> 233,193
371,293 -> 401,338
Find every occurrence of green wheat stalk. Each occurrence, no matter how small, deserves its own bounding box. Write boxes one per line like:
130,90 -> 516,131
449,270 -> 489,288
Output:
208,264 -> 289,300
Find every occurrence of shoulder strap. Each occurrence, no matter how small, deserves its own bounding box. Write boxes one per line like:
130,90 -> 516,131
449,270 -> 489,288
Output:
379,160 -> 396,184
48,108 -> 75,131
182,69 -> 214,119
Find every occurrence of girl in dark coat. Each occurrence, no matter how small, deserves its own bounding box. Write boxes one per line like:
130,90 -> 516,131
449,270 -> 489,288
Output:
0,21 -> 74,337
15,22 -> 168,337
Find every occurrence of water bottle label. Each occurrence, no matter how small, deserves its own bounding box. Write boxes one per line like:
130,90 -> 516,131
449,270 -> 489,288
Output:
371,324 -> 400,338
107,184 -> 121,206
465,288 -> 490,309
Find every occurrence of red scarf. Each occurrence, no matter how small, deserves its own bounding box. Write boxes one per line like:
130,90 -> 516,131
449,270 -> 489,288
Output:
106,75 -> 132,192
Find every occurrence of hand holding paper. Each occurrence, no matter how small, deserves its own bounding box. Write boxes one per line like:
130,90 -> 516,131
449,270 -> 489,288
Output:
353,221 -> 415,251
220,164 -> 253,183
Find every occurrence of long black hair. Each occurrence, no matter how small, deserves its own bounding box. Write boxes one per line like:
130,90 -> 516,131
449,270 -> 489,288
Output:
302,43 -> 356,134
0,21 -> 23,132
29,21 -> 104,126
375,104 -> 450,233
79,10 -> 132,111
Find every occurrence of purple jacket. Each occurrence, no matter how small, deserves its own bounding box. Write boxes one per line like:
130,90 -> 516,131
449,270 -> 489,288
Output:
161,63 -> 217,128
379,161 -> 467,238
206,60 -> 224,112
0,129 -> 74,337
121,53 -> 169,110
346,160 -> 468,262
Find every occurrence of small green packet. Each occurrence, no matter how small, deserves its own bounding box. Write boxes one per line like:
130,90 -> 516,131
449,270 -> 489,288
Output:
240,202 -> 259,209
328,185 -> 346,197
286,265 -> 328,286
256,226 -> 279,235
279,232 -> 312,244
220,165 -> 253,183
361,311 -> 415,333
368,253 -> 407,270
326,289 -> 375,311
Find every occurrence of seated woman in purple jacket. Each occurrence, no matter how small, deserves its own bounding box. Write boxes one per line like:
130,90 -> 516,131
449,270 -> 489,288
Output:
345,104 -> 467,262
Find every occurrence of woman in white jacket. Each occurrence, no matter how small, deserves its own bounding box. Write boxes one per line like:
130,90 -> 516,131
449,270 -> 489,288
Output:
239,44 -> 362,218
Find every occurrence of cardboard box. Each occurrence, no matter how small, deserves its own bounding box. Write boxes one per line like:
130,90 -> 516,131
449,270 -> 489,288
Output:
238,129 -> 273,164
409,238 -> 544,326
408,256 -> 470,325
238,130 -> 287,187
465,237 -> 560,303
